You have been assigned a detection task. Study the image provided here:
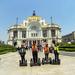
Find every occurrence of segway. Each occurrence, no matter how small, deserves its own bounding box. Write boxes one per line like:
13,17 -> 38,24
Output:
52,50 -> 60,65
51,58 -> 60,65
19,59 -> 27,66
30,51 -> 41,67
30,58 -> 41,67
42,57 -> 52,65
19,48 -> 27,66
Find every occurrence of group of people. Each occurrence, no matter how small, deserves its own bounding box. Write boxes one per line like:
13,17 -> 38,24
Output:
32,41 -> 60,63
18,41 -> 60,64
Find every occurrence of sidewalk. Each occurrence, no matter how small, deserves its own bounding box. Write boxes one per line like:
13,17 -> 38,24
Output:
0,51 -> 75,75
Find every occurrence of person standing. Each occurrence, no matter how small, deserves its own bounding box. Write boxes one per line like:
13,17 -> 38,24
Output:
54,43 -> 60,61
32,41 -> 38,63
43,44 -> 49,60
19,45 -> 26,64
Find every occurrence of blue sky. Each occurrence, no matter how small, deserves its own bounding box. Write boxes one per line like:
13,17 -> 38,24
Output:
0,0 -> 75,42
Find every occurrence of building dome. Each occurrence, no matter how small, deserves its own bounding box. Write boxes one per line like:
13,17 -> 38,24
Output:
27,10 -> 42,22
27,16 -> 42,22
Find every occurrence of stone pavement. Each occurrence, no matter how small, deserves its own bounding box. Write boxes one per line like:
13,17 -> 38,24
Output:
60,51 -> 75,57
0,50 -> 75,75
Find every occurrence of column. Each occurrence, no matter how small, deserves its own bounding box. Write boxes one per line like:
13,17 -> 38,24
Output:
58,29 -> 61,42
55,29 -> 57,37
40,30 -> 42,37
55,29 -> 59,43
26,30 -> 29,38
27,40 -> 29,48
10,31 -> 13,40
18,30 -> 22,39
18,30 -> 20,39
48,29 -> 51,38
58,29 -> 61,38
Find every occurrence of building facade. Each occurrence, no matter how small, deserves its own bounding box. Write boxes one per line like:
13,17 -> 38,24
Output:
7,11 -> 61,47
62,31 -> 75,43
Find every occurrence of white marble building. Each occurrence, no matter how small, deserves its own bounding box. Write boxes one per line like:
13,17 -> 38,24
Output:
7,11 -> 61,47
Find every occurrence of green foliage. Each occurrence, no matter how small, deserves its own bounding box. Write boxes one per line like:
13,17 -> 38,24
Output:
0,44 -> 16,55
59,42 -> 75,52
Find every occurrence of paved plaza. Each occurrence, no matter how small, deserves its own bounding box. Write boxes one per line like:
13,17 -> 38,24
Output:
0,50 -> 75,75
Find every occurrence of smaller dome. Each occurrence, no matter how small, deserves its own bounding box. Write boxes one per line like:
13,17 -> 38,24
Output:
27,10 -> 42,22
27,16 -> 42,22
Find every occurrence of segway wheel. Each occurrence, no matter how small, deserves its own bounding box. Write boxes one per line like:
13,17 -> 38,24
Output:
19,60 -> 21,66
38,58 -> 41,66
25,60 -> 27,66
42,58 -> 44,65
30,58 -> 33,67
30,63 -> 32,67
58,59 -> 60,65
19,60 -> 24,66
52,59 -> 55,64
49,58 -> 52,64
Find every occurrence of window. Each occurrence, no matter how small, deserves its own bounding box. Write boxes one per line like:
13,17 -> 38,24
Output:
31,33 -> 38,37
36,33 -> 37,36
13,31 -> 18,38
51,29 -> 55,37
43,30 -> 47,37
22,31 -> 26,38
31,33 -> 33,37
30,26 -> 37,30
43,39 -> 47,42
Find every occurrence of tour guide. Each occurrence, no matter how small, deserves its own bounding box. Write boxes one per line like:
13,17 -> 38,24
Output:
54,43 -> 60,61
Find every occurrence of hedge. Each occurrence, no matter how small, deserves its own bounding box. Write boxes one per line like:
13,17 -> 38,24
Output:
59,43 -> 75,52
0,44 -> 16,55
